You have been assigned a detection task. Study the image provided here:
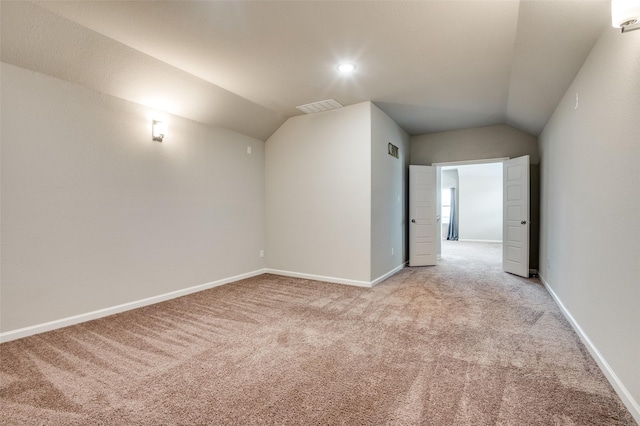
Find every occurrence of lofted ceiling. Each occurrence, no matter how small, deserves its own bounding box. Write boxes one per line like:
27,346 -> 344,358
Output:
3,1 -> 611,139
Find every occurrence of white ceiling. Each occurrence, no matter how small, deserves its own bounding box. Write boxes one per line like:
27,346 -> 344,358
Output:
3,1 -> 611,139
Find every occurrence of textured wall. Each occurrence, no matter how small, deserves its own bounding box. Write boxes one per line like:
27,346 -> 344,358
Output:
538,28 -> 640,417
1,63 -> 266,332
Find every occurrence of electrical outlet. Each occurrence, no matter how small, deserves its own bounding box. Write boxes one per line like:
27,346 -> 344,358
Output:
247,146 -> 252,155
547,258 -> 551,269
391,247 -> 394,256
259,249 -> 264,258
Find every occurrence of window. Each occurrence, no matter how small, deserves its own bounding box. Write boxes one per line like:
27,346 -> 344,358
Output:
441,188 -> 451,224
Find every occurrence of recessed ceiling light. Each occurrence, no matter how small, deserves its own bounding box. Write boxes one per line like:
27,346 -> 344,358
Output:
337,63 -> 357,73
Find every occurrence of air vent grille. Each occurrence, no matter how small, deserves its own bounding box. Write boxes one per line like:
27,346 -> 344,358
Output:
296,99 -> 343,114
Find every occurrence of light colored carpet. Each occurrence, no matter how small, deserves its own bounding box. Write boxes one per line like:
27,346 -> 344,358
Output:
1,241 -> 636,425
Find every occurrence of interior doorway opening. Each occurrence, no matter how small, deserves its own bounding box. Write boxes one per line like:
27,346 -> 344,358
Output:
435,159 -> 505,262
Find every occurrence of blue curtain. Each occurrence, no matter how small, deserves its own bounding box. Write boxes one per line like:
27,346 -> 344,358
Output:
447,187 -> 458,241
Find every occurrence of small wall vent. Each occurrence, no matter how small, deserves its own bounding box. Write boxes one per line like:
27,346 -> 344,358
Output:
296,99 -> 343,114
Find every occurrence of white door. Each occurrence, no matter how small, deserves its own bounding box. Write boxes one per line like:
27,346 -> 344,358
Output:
503,155 -> 530,277
409,165 -> 437,266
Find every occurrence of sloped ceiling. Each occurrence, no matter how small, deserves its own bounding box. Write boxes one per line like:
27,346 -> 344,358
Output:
2,1 -> 610,140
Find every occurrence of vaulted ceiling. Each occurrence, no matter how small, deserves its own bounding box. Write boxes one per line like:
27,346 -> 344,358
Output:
2,1 -> 611,140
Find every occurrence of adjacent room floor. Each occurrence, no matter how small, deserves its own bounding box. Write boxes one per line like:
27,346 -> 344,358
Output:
440,239 -> 503,267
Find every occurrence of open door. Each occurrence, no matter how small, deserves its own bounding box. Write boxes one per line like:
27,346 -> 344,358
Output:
409,165 -> 437,266
503,155 -> 530,277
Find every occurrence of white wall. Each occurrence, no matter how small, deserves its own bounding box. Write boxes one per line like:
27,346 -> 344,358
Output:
370,103 -> 410,280
410,124 -> 539,165
458,164 -> 502,242
538,28 -> 640,420
1,63 -> 266,333
265,102 -> 372,283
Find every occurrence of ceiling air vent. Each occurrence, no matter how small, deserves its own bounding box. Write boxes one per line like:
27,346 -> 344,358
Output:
296,99 -> 343,114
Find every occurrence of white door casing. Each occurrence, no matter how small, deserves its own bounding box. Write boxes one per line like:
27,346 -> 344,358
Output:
436,166 -> 442,257
409,165 -> 437,266
503,155 -> 530,277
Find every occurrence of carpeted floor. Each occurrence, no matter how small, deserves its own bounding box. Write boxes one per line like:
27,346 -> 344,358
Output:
0,241 -> 636,425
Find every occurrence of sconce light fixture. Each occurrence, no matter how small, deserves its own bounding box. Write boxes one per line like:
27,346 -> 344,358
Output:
612,0 -> 640,33
152,120 -> 166,142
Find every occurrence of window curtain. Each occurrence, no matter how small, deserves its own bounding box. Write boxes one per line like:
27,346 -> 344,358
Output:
447,187 -> 458,241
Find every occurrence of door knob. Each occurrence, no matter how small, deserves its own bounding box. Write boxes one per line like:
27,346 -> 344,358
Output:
521,220 -> 527,225
411,219 -> 416,223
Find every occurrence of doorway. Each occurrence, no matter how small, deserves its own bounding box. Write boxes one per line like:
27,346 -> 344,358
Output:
436,160 -> 504,261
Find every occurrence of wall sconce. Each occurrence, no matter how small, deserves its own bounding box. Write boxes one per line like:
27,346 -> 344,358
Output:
612,0 -> 640,33
152,120 -> 167,142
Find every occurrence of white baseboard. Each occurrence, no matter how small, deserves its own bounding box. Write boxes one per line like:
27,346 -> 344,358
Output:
0,268 -> 268,344
266,263 -> 405,289
266,268 -> 373,287
0,265 -> 408,344
457,239 -> 502,243
371,263 -> 405,287
539,274 -> 640,423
